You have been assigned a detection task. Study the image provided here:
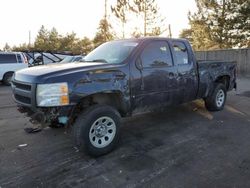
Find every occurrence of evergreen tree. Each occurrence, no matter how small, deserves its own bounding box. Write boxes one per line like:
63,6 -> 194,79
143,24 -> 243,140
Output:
12,43 -> 32,51
229,0 -> 250,47
184,0 -> 250,50
179,28 -> 193,42
34,25 -> 49,51
47,27 -> 61,51
59,32 -> 77,51
3,43 -> 11,52
73,37 -> 94,55
93,18 -> 115,48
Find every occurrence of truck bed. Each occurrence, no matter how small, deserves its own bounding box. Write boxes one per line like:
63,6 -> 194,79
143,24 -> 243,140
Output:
197,60 -> 237,98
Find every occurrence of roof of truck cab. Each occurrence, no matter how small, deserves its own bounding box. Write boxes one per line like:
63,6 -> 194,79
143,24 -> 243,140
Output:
112,37 -> 188,43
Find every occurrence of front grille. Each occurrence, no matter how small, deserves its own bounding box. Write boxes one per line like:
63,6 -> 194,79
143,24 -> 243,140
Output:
12,80 -> 35,107
12,82 -> 31,91
14,94 -> 31,104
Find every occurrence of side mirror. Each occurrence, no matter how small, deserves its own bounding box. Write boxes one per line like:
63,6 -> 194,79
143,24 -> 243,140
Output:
181,47 -> 187,52
135,58 -> 143,71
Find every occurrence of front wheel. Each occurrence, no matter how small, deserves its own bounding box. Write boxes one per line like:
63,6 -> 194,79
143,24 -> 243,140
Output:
73,105 -> 121,157
204,83 -> 227,111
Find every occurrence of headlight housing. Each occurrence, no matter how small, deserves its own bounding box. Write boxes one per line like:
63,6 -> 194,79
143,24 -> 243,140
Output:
36,82 -> 69,107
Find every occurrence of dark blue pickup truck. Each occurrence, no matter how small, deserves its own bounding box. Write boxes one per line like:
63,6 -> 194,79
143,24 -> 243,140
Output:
12,38 -> 237,156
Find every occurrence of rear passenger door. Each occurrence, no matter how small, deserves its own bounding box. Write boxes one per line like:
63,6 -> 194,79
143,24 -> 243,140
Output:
131,40 -> 179,111
171,40 -> 198,103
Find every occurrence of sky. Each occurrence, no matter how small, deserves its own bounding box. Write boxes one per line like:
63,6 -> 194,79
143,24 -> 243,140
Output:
0,0 -> 197,49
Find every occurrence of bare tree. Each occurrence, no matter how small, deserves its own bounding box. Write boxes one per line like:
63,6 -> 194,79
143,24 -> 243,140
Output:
133,0 -> 166,36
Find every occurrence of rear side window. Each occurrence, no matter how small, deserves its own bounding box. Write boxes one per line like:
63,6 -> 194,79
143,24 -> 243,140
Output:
141,41 -> 173,68
0,54 -> 17,64
17,54 -> 22,63
172,41 -> 189,65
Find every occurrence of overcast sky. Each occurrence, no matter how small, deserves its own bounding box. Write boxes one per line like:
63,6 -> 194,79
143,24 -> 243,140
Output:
0,0 -> 197,48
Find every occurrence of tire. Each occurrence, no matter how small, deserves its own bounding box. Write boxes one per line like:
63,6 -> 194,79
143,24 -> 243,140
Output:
205,83 -> 227,111
73,104 -> 121,157
3,72 -> 13,86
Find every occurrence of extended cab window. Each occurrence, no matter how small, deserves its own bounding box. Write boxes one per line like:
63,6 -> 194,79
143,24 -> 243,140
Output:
0,54 -> 17,64
172,41 -> 189,65
141,41 -> 173,68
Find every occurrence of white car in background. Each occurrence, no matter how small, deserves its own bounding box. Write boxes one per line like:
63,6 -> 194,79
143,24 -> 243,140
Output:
0,52 -> 28,85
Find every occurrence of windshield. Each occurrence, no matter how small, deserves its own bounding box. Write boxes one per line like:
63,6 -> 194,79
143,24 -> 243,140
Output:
60,56 -> 74,63
84,41 -> 138,64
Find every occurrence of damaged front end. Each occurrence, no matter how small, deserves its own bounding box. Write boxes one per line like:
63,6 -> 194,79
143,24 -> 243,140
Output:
17,105 -> 74,128
12,80 -> 75,128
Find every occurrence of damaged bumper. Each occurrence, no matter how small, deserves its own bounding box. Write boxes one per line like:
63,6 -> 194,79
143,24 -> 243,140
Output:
17,105 -> 74,127
12,79 -> 74,127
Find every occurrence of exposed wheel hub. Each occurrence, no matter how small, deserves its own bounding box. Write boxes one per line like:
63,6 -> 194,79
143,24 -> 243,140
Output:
89,116 -> 116,148
95,124 -> 107,137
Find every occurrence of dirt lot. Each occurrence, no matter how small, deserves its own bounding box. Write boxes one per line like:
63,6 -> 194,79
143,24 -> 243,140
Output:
0,78 -> 250,188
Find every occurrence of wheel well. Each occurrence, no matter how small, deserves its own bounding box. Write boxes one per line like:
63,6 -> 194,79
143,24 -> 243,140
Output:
2,72 -> 14,82
77,92 -> 126,117
3,71 -> 14,78
215,75 -> 230,90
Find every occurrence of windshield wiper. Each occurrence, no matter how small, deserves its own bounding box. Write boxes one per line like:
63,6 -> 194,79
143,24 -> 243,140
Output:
83,59 -> 108,63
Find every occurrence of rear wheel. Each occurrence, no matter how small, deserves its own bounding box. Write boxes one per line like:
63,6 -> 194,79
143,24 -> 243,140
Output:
205,83 -> 227,111
73,105 -> 121,157
3,72 -> 13,86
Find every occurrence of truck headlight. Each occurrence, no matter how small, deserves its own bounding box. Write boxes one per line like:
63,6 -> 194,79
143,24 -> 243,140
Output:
36,83 -> 69,107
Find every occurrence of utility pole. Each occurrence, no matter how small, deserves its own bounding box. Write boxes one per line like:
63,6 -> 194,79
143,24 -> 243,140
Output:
168,24 -> 172,38
104,0 -> 108,40
104,0 -> 107,21
28,30 -> 31,47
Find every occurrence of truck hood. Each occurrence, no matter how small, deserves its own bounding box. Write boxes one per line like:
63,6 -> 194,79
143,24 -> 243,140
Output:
14,62 -> 114,83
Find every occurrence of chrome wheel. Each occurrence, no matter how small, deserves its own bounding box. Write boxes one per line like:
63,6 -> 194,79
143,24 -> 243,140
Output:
89,116 -> 116,148
216,89 -> 225,107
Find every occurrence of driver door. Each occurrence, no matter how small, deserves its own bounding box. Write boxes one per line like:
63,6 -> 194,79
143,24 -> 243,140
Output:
130,40 -> 179,112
